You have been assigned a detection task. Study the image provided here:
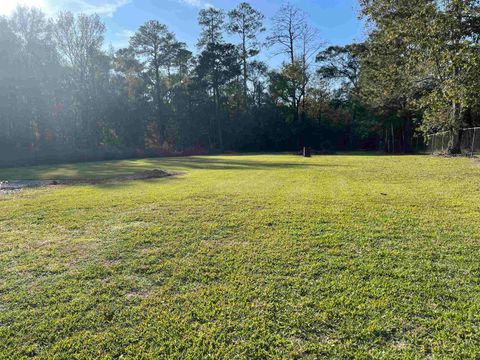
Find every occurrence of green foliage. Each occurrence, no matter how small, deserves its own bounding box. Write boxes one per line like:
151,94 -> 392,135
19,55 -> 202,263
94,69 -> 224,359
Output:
227,2 -> 265,106
197,7 -> 225,49
359,0 -> 480,152
317,44 -> 364,91
6,1 -> 480,160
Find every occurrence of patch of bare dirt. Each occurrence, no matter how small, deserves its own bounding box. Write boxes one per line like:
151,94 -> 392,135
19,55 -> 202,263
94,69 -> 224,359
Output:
0,169 -> 172,193
125,288 -> 150,299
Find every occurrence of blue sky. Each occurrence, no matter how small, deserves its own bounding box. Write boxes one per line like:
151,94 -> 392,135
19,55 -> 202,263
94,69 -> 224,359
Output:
2,0 -> 365,66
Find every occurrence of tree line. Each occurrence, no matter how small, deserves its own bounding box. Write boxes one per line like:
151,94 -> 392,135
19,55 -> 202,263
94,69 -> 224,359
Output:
359,0 -> 480,154
0,1 -> 479,165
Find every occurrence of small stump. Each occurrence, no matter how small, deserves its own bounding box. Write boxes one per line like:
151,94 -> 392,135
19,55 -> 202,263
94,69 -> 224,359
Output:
303,147 -> 311,157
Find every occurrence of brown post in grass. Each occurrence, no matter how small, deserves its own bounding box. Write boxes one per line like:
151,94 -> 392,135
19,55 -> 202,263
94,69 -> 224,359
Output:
303,147 -> 311,157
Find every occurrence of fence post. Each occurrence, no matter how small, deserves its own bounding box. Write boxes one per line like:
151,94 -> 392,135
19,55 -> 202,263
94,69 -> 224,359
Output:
472,128 -> 477,157
432,134 -> 436,154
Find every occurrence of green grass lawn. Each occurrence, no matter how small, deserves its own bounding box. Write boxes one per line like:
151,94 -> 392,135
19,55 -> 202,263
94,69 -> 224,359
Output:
1,154 -> 480,358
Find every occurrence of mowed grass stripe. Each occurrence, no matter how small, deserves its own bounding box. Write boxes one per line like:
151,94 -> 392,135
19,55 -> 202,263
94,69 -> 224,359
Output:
0,154 -> 479,358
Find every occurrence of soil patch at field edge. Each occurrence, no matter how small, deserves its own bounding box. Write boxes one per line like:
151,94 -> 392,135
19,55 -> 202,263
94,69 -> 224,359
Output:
0,169 -> 172,192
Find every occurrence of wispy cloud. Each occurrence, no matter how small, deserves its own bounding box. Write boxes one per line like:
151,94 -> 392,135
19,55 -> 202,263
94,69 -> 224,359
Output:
0,0 -> 131,17
111,29 -> 135,48
53,0 -> 131,17
178,0 -> 213,9
179,0 -> 201,7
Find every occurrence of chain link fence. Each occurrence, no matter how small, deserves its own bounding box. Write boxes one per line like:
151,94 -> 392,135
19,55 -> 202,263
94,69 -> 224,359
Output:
424,127 -> 480,155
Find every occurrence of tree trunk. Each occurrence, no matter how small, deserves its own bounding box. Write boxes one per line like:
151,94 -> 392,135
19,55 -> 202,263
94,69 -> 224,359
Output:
242,29 -> 248,108
213,84 -> 223,152
154,55 -> 164,141
449,128 -> 463,154
448,102 -> 463,154
350,102 -> 357,150
391,123 -> 395,153
288,26 -> 298,124
404,115 -> 413,153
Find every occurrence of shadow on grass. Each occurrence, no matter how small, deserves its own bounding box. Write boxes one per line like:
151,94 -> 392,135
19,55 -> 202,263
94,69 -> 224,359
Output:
148,157 -> 346,171
91,174 -> 186,190
0,155 -> 349,181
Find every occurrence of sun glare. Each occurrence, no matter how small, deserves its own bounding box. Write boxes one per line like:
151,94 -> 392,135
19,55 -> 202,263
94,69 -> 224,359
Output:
0,0 -> 46,15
